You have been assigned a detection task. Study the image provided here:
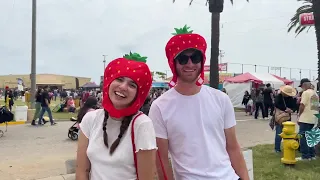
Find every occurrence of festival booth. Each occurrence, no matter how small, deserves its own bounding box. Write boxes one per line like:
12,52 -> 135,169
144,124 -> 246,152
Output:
223,72 -> 293,107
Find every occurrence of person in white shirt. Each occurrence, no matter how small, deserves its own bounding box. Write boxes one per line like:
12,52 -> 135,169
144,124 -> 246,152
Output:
76,52 -> 157,180
149,25 -> 249,180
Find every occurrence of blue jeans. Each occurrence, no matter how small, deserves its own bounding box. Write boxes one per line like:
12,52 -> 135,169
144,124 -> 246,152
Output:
38,106 -> 54,124
275,124 -> 283,152
299,122 -> 315,159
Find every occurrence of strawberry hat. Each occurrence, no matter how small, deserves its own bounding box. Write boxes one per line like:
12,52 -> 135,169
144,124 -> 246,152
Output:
102,52 -> 152,118
165,25 -> 207,87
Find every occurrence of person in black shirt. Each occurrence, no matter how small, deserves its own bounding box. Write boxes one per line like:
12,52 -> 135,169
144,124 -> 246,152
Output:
274,85 -> 296,153
263,83 -> 275,119
31,88 -> 48,125
4,86 -> 14,111
37,86 -> 56,125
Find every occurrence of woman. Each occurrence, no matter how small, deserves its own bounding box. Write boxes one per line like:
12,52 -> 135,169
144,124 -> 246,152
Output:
76,52 -> 157,180
242,91 -> 251,115
31,88 -> 45,125
67,96 -> 76,113
77,96 -> 98,124
274,85 -> 296,153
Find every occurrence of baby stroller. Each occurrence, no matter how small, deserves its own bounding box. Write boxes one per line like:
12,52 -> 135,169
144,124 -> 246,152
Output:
0,106 -> 14,138
68,117 -> 79,141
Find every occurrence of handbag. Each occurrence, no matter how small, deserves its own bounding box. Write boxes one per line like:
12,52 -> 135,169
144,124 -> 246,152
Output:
131,112 -> 168,180
275,96 -> 290,124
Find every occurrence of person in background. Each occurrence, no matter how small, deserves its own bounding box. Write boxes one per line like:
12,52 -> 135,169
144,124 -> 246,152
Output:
140,96 -> 151,115
67,96 -> 76,113
31,88 -> 47,126
297,78 -> 319,161
38,85 -> 56,126
263,83 -> 274,119
242,91 -> 251,116
4,86 -> 14,111
254,89 -> 265,119
76,96 -> 98,128
274,85 -> 296,153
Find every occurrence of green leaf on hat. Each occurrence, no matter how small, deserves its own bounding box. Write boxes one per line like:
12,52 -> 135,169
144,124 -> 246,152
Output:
172,25 -> 194,35
123,51 -> 147,63
305,128 -> 320,147
314,114 -> 320,119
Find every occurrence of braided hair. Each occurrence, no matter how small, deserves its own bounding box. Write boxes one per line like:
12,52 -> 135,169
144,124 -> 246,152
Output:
102,109 -> 134,155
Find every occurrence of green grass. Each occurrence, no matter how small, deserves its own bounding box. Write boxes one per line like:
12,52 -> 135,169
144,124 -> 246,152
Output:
0,99 -> 77,120
253,144 -> 320,180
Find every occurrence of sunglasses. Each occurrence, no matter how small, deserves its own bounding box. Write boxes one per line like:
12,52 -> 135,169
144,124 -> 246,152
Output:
175,51 -> 203,65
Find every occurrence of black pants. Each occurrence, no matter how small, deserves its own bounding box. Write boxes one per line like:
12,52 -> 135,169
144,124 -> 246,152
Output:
264,101 -> 274,118
255,102 -> 264,119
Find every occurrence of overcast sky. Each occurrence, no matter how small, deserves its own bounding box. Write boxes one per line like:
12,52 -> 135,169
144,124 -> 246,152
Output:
0,0 -> 318,82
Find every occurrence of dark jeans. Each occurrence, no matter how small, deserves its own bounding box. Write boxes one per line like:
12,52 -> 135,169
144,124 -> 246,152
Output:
264,101 -> 274,118
38,106 -> 54,124
275,124 -> 283,152
255,102 -> 265,119
299,122 -> 316,159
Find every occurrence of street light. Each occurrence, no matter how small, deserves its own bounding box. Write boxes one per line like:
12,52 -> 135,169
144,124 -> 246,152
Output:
102,55 -> 107,70
30,0 -> 37,109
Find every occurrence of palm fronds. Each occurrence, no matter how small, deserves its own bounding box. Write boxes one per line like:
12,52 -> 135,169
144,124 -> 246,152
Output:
288,0 -> 313,37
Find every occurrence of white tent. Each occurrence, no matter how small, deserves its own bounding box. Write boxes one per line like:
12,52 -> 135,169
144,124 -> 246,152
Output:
223,72 -> 293,107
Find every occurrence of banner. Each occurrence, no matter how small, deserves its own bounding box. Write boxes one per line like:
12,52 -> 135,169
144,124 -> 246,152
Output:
219,73 -> 234,83
299,13 -> 314,26
204,63 -> 228,72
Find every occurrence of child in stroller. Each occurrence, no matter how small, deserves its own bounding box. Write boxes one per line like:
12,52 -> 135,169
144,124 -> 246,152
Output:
68,96 -> 98,140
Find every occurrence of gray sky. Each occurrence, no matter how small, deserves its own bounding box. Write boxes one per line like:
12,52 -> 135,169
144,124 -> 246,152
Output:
0,0 -> 318,83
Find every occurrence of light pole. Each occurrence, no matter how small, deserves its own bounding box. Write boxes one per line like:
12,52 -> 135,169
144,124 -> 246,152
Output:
30,0 -> 37,109
102,55 -> 107,70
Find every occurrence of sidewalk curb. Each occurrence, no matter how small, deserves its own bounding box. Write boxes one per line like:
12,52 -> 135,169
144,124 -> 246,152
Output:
0,119 -> 71,126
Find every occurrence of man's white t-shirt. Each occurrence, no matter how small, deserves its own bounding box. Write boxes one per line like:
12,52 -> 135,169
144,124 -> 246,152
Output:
149,85 -> 239,180
80,109 -> 157,180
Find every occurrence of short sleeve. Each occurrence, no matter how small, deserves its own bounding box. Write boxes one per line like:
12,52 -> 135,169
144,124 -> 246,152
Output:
148,102 -> 168,139
300,91 -> 309,105
134,115 -> 157,152
223,94 -> 236,129
79,110 -> 97,139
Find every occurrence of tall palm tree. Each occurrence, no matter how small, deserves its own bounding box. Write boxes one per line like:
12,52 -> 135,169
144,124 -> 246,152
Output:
289,0 -> 320,154
173,0 -> 247,89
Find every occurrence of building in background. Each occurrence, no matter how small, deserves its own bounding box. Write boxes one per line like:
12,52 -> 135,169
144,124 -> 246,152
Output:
0,74 -> 91,90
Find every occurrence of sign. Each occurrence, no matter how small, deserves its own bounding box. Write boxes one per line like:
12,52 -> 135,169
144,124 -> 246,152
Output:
152,82 -> 169,88
219,73 -> 234,83
299,13 -> 314,26
204,63 -> 228,72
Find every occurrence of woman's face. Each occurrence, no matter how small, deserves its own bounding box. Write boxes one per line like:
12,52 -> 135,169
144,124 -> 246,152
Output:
108,77 -> 138,110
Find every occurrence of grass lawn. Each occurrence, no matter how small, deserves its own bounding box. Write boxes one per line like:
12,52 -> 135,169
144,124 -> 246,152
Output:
0,99 -> 77,120
253,144 -> 320,180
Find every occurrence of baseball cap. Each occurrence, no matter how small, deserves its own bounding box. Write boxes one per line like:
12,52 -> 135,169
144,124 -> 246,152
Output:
298,78 -> 311,87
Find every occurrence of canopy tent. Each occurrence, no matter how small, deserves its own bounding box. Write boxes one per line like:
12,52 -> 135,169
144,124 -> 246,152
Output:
81,82 -> 99,88
223,72 -> 293,107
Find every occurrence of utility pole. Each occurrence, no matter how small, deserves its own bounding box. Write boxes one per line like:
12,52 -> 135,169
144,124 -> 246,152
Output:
30,0 -> 37,109
102,55 -> 107,71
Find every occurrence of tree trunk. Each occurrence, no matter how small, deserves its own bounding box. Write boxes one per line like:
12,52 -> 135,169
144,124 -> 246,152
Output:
209,12 -> 220,89
312,0 -> 320,156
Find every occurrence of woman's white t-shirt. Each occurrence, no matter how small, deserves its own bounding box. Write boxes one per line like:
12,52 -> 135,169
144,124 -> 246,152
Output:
80,109 -> 157,180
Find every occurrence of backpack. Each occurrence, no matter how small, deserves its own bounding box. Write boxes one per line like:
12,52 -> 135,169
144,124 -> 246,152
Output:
131,112 -> 168,180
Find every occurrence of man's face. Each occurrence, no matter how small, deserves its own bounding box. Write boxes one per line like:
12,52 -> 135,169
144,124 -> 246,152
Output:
302,82 -> 311,90
174,49 -> 202,84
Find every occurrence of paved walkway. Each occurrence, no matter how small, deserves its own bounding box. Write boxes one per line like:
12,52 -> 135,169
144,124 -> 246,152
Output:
0,112 -> 280,180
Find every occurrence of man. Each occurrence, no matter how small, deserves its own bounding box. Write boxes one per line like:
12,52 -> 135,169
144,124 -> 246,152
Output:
38,86 -> 56,125
297,78 -> 319,160
263,83 -> 274,119
149,26 -> 249,180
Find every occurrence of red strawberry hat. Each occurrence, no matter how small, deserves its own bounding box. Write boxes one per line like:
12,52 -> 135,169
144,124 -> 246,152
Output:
165,25 -> 207,88
102,52 -> 152,118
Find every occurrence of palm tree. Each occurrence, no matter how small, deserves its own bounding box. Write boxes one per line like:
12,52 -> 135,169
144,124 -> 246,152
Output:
288,0 -> 320,155
172,0 -> 248,89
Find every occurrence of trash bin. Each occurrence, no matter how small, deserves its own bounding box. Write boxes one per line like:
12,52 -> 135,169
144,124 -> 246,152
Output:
14,106 -> 28,122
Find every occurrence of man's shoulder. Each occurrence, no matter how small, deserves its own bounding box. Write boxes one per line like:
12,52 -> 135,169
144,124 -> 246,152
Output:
201,85 -> 229,100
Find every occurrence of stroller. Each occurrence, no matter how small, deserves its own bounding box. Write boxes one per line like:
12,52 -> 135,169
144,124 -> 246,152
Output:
0,106 -> 14,138
68,117 -> 79,141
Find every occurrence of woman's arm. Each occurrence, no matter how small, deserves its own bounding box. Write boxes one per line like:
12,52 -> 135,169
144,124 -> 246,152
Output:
136,149 -> 157,180
76,131 -> 91,180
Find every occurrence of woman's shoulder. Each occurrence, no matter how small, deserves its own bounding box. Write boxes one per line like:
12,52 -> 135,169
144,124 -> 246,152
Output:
133,112 -> 152,125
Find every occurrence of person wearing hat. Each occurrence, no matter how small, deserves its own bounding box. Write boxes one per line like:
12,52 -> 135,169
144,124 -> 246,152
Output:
297,78 -> 319,160
76,52 -> 157,180
274,85 -> 297,153
149,25 -> 249,180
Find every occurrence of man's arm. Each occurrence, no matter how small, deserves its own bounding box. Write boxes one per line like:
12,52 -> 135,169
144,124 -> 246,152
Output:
148,103 -> 174,180
223,94 -> 249,180
225,127 -> 249,180
156,138 -> 175,180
